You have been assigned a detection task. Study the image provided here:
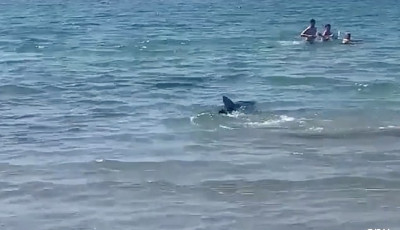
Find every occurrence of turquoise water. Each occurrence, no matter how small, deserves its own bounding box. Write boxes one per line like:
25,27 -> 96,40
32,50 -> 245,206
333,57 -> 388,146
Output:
1,0 -> 400,229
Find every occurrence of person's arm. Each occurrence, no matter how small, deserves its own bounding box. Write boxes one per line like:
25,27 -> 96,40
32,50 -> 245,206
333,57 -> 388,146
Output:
300,28 -> 311,37
324,31 -> 334,37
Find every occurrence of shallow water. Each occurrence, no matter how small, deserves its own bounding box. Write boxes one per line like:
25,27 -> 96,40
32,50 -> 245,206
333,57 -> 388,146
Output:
1,0 -> 400,229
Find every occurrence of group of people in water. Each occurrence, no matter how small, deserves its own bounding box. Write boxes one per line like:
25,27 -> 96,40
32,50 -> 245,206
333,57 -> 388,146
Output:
300,19 -> 352,44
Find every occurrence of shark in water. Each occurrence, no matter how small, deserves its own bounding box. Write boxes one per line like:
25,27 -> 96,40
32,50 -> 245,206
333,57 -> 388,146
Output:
218,96 -> 256,114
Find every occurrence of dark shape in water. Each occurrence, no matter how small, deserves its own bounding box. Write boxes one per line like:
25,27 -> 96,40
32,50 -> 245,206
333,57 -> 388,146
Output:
218,96 -> 256,114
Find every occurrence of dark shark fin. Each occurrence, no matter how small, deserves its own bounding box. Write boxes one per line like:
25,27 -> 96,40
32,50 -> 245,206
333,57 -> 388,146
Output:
222,96 -> 237,112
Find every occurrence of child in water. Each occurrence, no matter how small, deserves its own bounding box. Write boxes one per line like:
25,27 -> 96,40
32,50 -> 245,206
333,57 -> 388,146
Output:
342,33 -> 351,44
318,24 -> 334,41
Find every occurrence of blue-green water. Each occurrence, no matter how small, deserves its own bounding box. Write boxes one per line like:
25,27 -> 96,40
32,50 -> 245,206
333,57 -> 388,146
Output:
1,0 -> 400,229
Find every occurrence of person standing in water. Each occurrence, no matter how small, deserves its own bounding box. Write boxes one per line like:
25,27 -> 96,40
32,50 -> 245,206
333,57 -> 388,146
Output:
300,19 -> 317,43
319,24 -> 334,41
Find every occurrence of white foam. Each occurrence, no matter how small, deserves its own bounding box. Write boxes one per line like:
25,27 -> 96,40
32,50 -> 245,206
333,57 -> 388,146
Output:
219,125 -> 235,130
278,41 -> 301,46
245,115 -> 296,128
190,112 -> 210,126
190,116 -> 197,125
225,111 -> 243,118
280,115 -> 295,122
379,125 -> 399,130
308,127 -> 324,132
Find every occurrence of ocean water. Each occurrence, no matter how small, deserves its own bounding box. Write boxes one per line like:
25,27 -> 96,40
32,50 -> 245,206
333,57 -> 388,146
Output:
1,0 -> 400,229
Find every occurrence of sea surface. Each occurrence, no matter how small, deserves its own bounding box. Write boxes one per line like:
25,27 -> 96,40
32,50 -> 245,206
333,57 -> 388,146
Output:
1,0 -> 400,229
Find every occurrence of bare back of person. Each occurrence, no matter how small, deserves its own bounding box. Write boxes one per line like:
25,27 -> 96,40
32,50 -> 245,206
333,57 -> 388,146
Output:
300,19 -> 317,42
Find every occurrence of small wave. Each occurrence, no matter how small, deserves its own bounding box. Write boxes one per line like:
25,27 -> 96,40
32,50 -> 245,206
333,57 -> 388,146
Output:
219,125 -> 235,130
189,115 -> 198,126
201,176 -> 400,193
167,76 -> 208,83
43,85 -> 67,92
190,111 -> 247,131
190,112 -> 220,131
0,85 -> 44,96
288,126 -> 400,139
2,114 -> 36,120
278,40 -> 302,46
154,82 -> 201,89
245,115 -> 295,128
90,108 -> 130,118
266,75 -> 345,86
225,111 -> 245,118
308,126 -> 324,132
0,54 -> 42,64
77,99 -> 126,106
379,125 -> 400,130
355,81 -> 399,94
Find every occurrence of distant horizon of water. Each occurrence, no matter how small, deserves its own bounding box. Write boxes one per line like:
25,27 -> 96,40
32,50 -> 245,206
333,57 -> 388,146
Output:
1,0 -> 400,229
